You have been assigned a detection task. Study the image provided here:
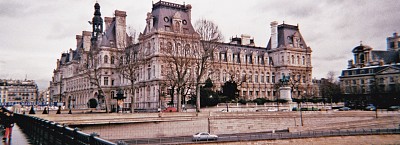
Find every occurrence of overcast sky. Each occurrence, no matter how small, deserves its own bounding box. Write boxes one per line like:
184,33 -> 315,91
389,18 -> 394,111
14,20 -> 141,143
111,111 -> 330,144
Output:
0,0 -> 399,90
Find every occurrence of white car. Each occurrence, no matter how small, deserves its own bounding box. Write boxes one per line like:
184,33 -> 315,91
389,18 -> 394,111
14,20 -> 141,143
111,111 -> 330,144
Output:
192,132 -> 218,141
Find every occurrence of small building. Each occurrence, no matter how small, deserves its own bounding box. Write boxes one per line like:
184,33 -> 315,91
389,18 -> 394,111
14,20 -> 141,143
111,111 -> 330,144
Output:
0,79 -> 39,106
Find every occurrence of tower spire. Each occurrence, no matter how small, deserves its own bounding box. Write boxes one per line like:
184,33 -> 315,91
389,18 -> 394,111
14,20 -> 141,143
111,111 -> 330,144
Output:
91,2 -> 103,43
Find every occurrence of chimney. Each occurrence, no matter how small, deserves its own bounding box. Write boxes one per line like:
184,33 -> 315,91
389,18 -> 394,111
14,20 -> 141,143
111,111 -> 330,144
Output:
69,48 -> 73,61
82,31 -> 92,51
76,35 -> 82,49
270,21 -> 278,49
57,59 -> 60,68
185,4 -> 192,21
115,10 -> 127,48
104,17 -> 113,31
348,59 -> 354,69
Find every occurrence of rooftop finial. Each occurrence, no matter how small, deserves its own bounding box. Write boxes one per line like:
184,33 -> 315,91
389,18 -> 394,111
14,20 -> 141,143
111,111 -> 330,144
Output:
360,40 -> 363,45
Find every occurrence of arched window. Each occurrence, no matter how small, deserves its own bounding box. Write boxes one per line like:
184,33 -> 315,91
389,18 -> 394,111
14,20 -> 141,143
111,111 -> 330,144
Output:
255,72 -> 259,83
104,55 -> 108,63
167,42 -> 173,50
185,44 -> 190,56
111,91 -> 115,98
110,56 -> 115,64
242,71 -> 246,82
291,55 -> 294,64
249,71 -> 253,83
260,73 -> 264,83
272,72 -> 275,83
222,70 -> 227,82
302,56 -> 305,65
266,72 -> 270,83
297,56 -> 300,65
119,56 -> 123,65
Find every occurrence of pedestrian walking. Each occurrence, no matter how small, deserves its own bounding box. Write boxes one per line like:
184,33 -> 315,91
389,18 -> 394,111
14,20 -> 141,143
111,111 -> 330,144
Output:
2,111 -> 14,141
0,107 -> 5,137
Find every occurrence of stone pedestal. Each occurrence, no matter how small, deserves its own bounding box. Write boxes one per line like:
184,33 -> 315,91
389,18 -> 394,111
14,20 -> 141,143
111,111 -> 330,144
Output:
279,87 -> 292,102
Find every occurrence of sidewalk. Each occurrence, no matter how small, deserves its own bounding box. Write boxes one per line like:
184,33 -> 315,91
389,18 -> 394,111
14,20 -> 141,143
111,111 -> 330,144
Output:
0,124 -> 31,145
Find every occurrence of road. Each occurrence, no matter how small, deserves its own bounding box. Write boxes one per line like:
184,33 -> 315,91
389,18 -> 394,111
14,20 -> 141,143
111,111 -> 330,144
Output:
117,128 -> 400,145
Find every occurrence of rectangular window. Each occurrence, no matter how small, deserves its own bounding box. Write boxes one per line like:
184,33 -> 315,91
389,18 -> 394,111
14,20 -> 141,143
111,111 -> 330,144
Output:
272,75 -> 275,83
255,74 -> 258,83
104,77 -> 109,86
390,42 -> 395,48
148,68 -> 151,80
111,80 -> 114,86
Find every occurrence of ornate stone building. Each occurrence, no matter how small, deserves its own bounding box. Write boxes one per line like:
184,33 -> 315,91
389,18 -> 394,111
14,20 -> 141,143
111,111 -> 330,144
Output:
339,32 -> 400,107
49,1 -> 313,111
49,3 -> 130,109
0,79 -> 39,105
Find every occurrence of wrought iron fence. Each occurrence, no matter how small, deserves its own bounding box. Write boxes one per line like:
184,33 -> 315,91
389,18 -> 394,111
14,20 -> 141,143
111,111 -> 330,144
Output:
14,113 -> 116,145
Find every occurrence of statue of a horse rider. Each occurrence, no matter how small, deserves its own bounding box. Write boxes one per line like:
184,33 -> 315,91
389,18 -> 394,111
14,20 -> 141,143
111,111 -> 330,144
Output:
279,74 -> 290,86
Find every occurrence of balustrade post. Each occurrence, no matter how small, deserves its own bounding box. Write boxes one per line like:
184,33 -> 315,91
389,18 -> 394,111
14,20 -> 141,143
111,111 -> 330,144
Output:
73,128 -> 79,145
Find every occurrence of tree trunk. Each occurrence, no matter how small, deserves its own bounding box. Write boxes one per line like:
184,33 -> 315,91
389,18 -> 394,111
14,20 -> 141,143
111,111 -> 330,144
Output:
196,84 -> 201,112
177,89 -> 182,112
131,82 -> 135,113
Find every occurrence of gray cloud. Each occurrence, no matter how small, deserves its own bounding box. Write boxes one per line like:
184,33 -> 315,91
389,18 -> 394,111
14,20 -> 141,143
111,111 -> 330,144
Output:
1,0 -> 399,89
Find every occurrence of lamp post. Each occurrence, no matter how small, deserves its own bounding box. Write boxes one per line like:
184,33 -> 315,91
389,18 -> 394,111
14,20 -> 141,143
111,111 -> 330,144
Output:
300,90 -> 306,126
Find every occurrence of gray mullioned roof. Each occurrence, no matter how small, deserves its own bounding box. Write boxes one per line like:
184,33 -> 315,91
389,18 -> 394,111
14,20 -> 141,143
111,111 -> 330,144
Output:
371,50 -> 399,64
266,24 -> 307,50
144,1 -> 196,35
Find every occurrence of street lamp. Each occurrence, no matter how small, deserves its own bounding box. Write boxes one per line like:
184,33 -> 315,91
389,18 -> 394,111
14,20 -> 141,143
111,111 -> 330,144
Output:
300,90 -> 306,126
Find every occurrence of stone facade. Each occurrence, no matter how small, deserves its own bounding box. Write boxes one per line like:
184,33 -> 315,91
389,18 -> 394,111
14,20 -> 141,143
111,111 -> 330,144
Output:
49,1 -> 313,111
339,32 -> 400,106
0,79 -> 38,105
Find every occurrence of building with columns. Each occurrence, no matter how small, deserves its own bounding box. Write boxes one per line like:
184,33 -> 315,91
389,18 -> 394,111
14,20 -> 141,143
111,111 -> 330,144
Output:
339,32 -> 400,107
49,1 -> 313,111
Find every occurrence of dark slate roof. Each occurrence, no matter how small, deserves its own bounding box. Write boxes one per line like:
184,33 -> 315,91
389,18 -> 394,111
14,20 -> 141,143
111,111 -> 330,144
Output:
60,53 -> 69,65
72,50 -> 80,61
371,50 -> 399,64
144,1 -> 195,34
266,23 -> 307,50
101,21 -> 116,47
211,41 -> 267,54
352,44 -> 372,53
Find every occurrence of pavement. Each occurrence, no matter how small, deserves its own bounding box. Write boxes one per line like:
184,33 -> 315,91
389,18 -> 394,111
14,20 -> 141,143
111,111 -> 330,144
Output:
0,124 -> 31,145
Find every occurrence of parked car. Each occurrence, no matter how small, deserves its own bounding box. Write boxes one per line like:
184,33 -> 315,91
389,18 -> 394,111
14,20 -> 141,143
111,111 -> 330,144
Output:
162,107 -> 177,112
365,104 -> 376,111
388,106 -> 400,111
192,132 -> 218,141
339,107 -> 351,111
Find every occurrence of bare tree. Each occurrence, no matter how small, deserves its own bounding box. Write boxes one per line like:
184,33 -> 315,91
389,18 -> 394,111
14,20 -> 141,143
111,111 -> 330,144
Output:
320,71 -> 340,108
162,37 -> 196,112
193,19 -> 224,112
80,42 -> 109,112
117,28 -> 142,113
